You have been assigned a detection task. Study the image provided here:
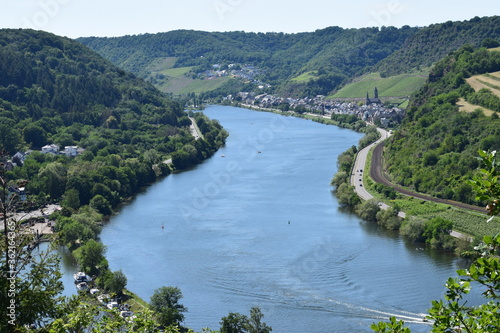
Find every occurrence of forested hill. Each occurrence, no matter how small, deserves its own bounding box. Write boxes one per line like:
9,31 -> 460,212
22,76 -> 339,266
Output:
0,29 -> 227,203
0,28 -> 179,127
78,26 -> 418,96
77,16 -> 500,98
375,16 -> 500,77
384,45 -> 500,206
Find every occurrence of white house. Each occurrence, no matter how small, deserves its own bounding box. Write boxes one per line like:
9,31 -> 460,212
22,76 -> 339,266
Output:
63,146 -> 79,157
41,144 -> 60,154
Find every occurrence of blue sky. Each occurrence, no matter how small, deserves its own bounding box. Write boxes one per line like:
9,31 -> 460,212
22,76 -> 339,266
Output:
0,0 -> 498,38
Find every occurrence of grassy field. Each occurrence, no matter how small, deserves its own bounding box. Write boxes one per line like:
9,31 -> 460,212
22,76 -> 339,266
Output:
459,71 -> 500,116
158,76 -> 231,94
159,66 -> 193,77
466,71 -> 500,98
390,197 -> 500,239
144,56 -> 230,95
291,71 -> 318,82
457,98 -> 497,116
145,57 -> 178,71
330,71 -> 428,99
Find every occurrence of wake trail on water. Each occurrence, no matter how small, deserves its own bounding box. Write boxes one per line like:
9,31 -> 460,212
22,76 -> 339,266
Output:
208,272 -> 431,326
305,294 -> 430,325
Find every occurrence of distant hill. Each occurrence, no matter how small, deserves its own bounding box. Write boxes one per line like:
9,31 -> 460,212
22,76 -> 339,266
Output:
375,16 -> 500,77
78,16 -> 500,99
78,26 -> 418,97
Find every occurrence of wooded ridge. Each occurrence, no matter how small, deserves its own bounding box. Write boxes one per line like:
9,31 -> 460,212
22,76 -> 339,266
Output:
78,16 -> 500,98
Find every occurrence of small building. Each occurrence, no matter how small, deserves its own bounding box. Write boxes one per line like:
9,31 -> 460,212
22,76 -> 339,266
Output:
366,87 -> 382,106
63,146 -> 79,157
8,185 -> 27,202
41,144 -> 60,154
12,151 -> 27,165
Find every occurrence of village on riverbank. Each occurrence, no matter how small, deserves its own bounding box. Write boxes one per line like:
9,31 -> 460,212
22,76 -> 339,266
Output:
223,87 -> 406,128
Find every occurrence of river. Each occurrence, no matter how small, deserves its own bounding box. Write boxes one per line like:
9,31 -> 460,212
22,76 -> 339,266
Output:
70,106 -> 473,332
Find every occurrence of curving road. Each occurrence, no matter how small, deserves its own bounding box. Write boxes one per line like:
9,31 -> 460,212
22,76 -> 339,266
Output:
350,128 -> 389,202
351,127 -> 486,239
189,116 -> 204,140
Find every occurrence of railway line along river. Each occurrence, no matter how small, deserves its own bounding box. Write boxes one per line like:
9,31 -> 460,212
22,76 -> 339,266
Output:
94,105 -> 476,332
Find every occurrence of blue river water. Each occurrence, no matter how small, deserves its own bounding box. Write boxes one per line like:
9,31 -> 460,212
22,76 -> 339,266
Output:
56,106 -> 477,332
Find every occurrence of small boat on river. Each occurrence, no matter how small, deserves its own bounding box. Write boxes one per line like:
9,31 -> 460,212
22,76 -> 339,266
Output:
74,272 -> 92,283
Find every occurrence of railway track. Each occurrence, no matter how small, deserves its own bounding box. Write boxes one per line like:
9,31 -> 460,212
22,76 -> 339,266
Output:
370,141 -> 487,214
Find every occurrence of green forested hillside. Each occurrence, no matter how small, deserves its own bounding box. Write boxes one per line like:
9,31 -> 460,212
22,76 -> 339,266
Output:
0,29 -> 227,207
78,26 -> 418,97
78,16 -> 500,98
375,16 -> 500,76
384,46 -> 500,205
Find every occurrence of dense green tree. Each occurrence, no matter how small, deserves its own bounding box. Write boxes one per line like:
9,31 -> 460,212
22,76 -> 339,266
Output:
247,307 -> 272,333
73,239 -> 107,276
482,37 -> 500,48
71,205 -> 103,236
89,194 -> 113,216
61,188 -> 81,211
330,171 -> 349,188
376,207 -> 402,230
220,312 -> 249,333
23,123 -> 47,149
38,162 -> 67,199
335,182 -> 361,207
356,199 -> 381,222
171,150 -> 191,169
150,286 -> 187,327
0,123 -> 20,153
105,269 -> 127,296
61,221 -> 95,247
469,150 -> 500,217
400,217 -> 426,242
423,217 -> 453,244
219,307 -> 272,333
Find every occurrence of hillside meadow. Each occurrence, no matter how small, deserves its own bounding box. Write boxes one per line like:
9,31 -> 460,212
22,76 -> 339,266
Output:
329,71 -> 428,99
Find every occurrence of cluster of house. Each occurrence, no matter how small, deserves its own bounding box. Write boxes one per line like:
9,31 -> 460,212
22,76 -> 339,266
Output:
229,88 -> 405,127
41,144 -> 85,157
74,272 -> 134,319
4,145 -> 84,174
2,145 -> 84,202
200,63 -> 269,87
